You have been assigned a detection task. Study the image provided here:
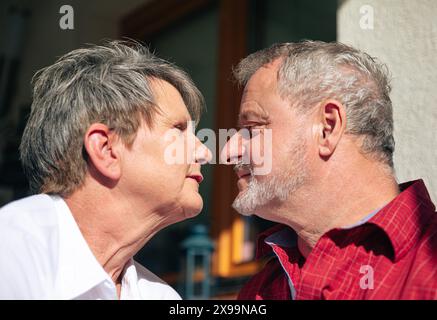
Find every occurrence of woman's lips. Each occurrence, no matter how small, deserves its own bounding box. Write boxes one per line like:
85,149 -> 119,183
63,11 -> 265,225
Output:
187,175 -> 203,183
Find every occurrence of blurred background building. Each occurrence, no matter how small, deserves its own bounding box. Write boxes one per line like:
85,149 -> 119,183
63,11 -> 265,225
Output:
0,0 -> 435,299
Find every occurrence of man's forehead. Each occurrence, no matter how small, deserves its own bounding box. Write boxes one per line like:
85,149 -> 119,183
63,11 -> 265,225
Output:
244,59 -> 282,94
239,59 -> 284,117
262,57 -> 284,70
253,57 -> 283,79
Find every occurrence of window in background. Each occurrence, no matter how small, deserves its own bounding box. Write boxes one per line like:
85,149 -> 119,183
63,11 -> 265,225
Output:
122,1 -> 219,292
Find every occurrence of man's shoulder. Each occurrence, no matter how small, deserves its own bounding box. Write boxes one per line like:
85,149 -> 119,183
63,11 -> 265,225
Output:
394,212 -> 437,299
132,260 -> 182,300
415,212 -> 437,261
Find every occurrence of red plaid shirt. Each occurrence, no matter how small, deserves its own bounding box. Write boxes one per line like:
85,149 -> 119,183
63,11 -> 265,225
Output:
238,180 -> 437,300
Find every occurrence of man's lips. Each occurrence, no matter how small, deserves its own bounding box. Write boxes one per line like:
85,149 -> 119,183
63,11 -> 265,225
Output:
236,170 -> 251,179
187,174 -> 204,183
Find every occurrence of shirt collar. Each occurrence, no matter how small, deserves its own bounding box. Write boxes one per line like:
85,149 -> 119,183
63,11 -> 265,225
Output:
51,195 -> 111,299
366,179 -> 436,262
255,224 -> 291,259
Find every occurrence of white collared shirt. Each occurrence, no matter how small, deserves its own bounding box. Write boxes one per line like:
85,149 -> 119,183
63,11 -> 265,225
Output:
0,194 -> 181,300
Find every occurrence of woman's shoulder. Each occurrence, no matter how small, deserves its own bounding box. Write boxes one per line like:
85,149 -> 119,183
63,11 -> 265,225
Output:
131,260 -> 182,300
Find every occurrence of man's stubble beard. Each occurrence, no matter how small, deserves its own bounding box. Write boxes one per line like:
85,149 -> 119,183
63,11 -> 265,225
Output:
232,135 -> 308,216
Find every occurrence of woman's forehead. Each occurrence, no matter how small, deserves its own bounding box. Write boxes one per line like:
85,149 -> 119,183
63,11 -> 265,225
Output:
150,79 -> 191,120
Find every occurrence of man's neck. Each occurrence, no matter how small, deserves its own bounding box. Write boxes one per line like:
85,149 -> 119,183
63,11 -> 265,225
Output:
281,162 -> 400,259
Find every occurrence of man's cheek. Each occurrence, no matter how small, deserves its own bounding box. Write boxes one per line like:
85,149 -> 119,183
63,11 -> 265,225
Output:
251,130 -> 273,176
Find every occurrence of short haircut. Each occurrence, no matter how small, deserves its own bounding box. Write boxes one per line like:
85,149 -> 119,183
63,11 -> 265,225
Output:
20,40 -> 204,196
234,41 -> 394,168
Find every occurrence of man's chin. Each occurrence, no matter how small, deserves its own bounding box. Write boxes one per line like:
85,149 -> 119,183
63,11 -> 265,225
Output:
232,194 -> 257,217
234,208 -> 254,217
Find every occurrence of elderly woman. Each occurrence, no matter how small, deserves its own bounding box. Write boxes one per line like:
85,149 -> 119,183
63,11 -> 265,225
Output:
0,41 -> 211,299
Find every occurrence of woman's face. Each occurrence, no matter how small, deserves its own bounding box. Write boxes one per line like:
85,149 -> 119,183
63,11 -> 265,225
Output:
118,79 -> 211,222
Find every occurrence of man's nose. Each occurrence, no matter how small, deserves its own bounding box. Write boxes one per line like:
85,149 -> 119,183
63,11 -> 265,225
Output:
220,131 -> 246,165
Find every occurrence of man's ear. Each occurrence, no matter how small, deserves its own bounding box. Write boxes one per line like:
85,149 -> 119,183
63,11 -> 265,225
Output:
83,123 -> 122,182
317,100 -> 347,158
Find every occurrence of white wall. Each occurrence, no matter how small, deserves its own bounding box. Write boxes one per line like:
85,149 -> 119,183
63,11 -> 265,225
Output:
338,0 -> 437,204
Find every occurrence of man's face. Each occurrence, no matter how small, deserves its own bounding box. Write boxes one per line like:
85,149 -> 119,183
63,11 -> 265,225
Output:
222,59 -> 310,218
118,79 -> 210,222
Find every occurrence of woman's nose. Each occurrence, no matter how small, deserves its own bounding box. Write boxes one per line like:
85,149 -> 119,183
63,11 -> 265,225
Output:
194,137 -> 213,164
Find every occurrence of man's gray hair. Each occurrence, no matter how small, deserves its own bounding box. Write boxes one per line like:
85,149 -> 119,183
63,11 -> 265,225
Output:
20,40 -> 204,196
234,41 -> 395,168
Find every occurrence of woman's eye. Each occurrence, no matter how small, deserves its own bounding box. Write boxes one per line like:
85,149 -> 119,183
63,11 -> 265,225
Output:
174,123 -> 187,131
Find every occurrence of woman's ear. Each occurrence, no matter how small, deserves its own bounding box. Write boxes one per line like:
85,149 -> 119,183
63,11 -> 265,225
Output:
317,100 -> 347,158
83,123 -> 122,181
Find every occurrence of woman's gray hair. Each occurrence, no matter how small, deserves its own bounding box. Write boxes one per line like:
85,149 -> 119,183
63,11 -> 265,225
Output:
234,40 -> 395,168
20,40 -> 204,196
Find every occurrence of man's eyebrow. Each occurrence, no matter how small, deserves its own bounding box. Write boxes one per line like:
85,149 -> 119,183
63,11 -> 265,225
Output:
238,109 -> 270,125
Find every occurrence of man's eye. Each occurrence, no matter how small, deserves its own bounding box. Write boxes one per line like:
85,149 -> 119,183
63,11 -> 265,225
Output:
247,126 -> 255,138
241,126 -> 261,139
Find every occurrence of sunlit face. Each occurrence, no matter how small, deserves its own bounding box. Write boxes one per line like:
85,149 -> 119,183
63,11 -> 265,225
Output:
118,79 -> 211,222
221,59 -> 310,218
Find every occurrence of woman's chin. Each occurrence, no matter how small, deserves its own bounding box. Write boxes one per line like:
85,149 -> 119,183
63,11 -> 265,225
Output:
182,193 -> 204,219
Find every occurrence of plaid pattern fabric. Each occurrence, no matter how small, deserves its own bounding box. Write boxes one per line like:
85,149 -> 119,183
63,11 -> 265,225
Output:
238,180 -> 437,300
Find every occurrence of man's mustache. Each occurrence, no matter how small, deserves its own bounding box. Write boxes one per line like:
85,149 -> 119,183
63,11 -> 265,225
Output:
233,162 -> 253,173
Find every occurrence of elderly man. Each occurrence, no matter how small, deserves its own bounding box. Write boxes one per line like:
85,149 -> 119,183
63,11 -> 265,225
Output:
221,41 -> 437,299
0,41 -> 211,299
